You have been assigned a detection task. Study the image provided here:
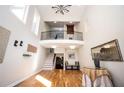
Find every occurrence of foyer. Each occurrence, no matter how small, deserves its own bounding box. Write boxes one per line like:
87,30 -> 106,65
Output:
0,5 -> 124,87
15,70 -> 82,87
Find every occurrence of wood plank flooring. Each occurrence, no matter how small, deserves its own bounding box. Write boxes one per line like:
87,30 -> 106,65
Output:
15,69 -> 82,87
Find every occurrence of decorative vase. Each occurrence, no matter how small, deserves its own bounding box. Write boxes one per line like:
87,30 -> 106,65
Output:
94,59 -> 100,69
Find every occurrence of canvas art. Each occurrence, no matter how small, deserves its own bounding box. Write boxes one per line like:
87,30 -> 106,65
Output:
0,26 -> 10,63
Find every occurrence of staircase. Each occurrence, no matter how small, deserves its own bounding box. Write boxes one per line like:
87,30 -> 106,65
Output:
42,54 -> 54,70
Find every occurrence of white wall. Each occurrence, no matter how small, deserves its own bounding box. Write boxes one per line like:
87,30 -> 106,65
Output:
40,22 -> 50,32
54,48 -> 65,54
0,5 -> 48,86
79,6 -> 124,86
65,49 -> 79,65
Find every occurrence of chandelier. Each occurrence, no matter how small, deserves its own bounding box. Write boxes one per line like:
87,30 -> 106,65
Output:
52,5 -> 72,15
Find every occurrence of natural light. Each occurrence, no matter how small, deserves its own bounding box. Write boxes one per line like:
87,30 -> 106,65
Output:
35,75 -> 52,87
32,8 -> 40,35
10,5 -> 29,23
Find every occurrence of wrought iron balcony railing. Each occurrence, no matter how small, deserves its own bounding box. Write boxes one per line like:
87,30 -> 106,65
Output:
41,30 -> 83,41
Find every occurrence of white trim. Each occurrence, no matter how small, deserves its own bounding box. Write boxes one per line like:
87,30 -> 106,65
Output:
39,40 -> 84,48
7,68 -> 43,87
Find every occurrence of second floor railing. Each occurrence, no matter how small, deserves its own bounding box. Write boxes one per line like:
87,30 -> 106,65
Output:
41,30 -> 83,41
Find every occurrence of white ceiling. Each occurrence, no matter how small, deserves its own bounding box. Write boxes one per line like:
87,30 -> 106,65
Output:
37,5 -> 86,22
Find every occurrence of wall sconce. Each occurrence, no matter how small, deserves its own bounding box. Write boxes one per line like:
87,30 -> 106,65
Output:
14,40 -> 18,47
14,40 -> 23,47
20,41 -> 23,46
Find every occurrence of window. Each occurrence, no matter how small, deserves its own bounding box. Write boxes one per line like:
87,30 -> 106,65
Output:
10,5 -> 29,23
32,8 -> 40,36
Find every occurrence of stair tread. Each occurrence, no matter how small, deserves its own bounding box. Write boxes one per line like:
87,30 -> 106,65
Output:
43,54 -> 54,70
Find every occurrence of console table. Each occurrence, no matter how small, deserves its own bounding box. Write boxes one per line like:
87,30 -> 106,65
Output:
81,67 -> 113,87
65,61 -> 80,70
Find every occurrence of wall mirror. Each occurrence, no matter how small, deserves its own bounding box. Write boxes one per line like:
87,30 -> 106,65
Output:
91,39 -> 123,61
0,26 -> 11,63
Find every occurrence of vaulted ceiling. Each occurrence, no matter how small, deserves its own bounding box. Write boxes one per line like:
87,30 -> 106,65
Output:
37,5 -> 86,22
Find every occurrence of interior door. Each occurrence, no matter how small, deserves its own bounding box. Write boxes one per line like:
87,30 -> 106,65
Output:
66,24 -> 74,34
55,54 -> 64,69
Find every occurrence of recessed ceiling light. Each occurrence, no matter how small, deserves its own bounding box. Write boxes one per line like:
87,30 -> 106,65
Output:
69,45 -> 76,49
52,45 -> 57,48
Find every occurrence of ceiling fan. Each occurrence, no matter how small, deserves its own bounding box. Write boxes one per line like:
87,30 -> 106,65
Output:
52,5 -> 72,15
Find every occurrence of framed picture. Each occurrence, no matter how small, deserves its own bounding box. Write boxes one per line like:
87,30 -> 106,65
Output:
91,39 -> 123,61
68,53 -> 75,59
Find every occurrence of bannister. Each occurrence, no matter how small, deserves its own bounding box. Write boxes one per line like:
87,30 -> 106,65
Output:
41,30 -> 83,41
53,54 -> 56,65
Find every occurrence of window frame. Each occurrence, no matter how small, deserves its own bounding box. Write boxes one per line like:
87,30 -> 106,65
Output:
32,8 -> 41,36
10,5 -> 29,24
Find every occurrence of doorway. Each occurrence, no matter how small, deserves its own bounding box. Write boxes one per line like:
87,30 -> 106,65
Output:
55,54 -> 64,69
66,24 -> 74,34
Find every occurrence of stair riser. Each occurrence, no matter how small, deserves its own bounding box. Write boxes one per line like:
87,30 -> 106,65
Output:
43,54 -> 54,70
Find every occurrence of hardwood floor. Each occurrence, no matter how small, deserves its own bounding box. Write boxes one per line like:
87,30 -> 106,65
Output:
15,69 -> 82,87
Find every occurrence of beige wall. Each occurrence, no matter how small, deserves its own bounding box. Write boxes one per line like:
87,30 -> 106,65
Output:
65,49 -> 79,65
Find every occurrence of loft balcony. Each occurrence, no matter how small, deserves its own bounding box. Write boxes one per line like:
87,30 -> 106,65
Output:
41,30 -> 83,40
40,30 -> 84,48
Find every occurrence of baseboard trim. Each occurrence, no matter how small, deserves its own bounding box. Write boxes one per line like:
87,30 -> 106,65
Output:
7,68 -> 43,87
